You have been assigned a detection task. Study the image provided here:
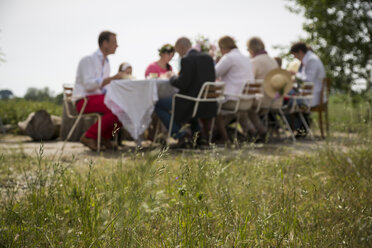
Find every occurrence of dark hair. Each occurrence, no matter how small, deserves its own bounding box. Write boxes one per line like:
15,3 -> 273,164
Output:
158,44 -> 175,55
98,31 -> 116,47
290,42 -> 308,54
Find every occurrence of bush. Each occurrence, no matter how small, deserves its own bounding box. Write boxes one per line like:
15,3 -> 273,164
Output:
0,98 -> 62,126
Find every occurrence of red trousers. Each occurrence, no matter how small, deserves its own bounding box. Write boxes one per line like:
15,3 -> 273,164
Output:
76,94 -> 121,140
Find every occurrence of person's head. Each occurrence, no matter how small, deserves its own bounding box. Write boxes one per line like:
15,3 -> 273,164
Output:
174,37 -> 192,57
158,44 -> 175,63
218,36 -> 237,55
118,62 -> 132,75
290,42 -> 308,61
246,37 -> 265,57
98,31 -> 118,56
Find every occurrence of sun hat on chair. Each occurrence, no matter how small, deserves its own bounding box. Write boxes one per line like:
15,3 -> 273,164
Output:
263,68 -> 293,99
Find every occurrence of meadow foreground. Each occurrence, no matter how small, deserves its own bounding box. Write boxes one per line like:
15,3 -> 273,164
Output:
0,129 -> 371,247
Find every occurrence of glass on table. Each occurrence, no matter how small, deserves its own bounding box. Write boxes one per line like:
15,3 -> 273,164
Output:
147,73 -> 158,79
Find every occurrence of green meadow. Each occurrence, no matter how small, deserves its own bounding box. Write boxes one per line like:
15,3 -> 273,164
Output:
0,95 -> 371,247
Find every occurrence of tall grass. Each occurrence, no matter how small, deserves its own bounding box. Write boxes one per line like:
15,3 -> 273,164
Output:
328,93 -> 372,134
1,141 -> 371,247
0,93 -> 371,247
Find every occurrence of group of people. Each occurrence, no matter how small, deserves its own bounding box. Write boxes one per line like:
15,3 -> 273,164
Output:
72,30 -> 325,151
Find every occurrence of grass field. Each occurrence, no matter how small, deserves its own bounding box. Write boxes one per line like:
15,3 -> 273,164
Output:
0,98 -> 62,126
0,95 -> 371,247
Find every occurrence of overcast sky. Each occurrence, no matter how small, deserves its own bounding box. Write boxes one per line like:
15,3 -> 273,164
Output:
0,0 -> 306,97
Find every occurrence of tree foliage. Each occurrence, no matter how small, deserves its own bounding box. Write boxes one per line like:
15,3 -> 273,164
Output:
23,87 -> 63,105
286,0 -> 372,92
24,87 -> 54,102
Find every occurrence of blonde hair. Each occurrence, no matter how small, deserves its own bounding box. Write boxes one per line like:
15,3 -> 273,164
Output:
218,36 -> 237,50
247,37 -> 265,54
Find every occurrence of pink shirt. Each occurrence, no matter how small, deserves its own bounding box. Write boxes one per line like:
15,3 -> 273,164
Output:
145,62 -> 172,77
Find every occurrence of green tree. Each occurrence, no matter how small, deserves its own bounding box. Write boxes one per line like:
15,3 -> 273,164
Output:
286,0 -> 372,92
24,87 -> 54,101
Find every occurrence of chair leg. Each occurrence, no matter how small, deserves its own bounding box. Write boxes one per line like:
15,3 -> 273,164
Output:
299,113 -> 314,140
97,117 -> 101,152
215,115 -> 230,143
167,112 -> 175,146
234,113 -> 241,143
153,119 -> 161,144
62,113 -> 84,151
279,109 -> 296,143
209,117 -> 216,144
325,107 -> 329,138
318,111 -> 324,139
114,129 -> 119,146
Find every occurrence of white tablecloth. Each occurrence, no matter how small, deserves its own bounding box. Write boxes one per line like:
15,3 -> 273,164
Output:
104,79 -> 177,140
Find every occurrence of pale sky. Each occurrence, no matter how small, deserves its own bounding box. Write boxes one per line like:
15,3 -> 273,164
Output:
0,0 -> 306,97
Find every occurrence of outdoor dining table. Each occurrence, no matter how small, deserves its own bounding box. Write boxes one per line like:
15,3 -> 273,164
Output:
104,78 -> 177,143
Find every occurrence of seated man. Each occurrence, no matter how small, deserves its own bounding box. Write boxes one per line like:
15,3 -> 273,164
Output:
290,42 -> 326,108
73,31 -> 126,150
289,42 -> 326,136
246,37 -> 279,138
155,37 -> 216,148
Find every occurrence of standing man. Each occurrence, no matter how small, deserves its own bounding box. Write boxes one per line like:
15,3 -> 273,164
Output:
73,31 -> 125,151
155,37 -> 216,148
290,42 -> 326,107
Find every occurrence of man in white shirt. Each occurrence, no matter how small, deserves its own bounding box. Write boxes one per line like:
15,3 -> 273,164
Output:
290,42 -> 326,107
73,31 -> 125,151
289,42 -> 326,137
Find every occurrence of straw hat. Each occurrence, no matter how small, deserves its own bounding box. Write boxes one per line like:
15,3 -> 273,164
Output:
263,68 -> 293,99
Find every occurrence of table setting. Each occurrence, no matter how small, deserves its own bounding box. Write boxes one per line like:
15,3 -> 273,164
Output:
104,78 -> 177,143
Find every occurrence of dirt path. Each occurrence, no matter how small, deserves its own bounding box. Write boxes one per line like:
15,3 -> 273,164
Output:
0,132 -> 359,161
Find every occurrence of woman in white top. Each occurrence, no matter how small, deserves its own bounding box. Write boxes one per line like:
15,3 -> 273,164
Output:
215,36 -> 255,142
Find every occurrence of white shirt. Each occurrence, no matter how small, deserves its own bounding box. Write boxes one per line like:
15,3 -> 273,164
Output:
296,51 -> 326,107
72,49 -> 110,98
215,48 -> 254,100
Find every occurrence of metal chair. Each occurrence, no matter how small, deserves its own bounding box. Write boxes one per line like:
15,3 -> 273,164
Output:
220,79 -> 264,141
167,82 -> 225,145
284,82 -> 315,140
261,88 -> 296,143
61,84 -> 102,152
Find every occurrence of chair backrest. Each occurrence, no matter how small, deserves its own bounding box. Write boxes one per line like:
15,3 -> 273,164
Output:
236,79 -> 264,111
301,82 -> 314,97
191,82 -> 225,118
63,84 -> 74,99
320,78 -> 331,106
242,79 -> 263,95
199,82 -> 225,100
63,84 -> 77,118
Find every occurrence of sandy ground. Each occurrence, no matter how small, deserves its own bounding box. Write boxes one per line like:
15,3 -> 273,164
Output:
0,131 -> 358,161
